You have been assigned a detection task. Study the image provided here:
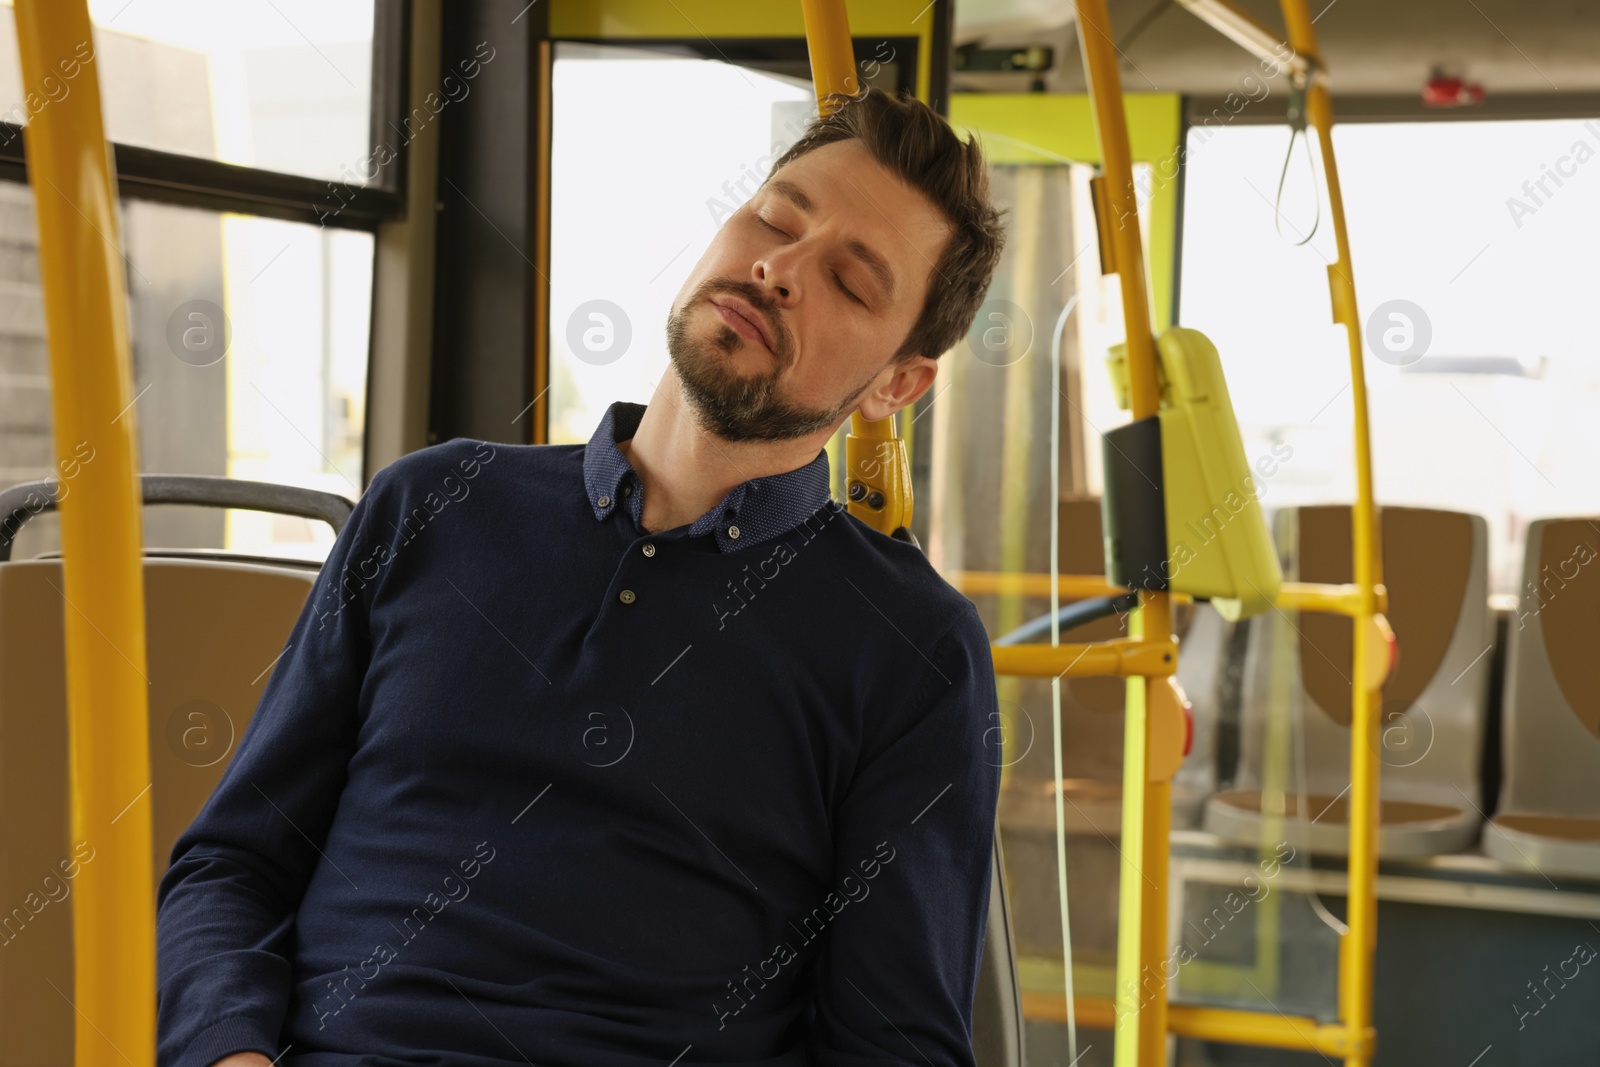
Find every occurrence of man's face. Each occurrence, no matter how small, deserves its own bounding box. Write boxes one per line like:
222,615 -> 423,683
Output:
666,138 -> 951,442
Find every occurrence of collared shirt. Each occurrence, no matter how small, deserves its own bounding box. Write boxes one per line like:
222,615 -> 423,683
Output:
157,401 -> 1002,1067
583,401 -> 835,554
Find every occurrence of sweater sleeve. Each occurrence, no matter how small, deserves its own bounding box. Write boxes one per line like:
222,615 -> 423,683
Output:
809,602 -> 1002,1067
155,470 -> 393,1067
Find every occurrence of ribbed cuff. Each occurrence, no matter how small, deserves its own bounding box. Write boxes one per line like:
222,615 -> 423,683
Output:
173,1015 -> 281,1067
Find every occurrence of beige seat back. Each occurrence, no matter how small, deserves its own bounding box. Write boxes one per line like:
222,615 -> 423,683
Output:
1207,505 -> 1493,857
1495,518 -> 1600,820
1484,518 -> 1600,876
0,556 -> 314,1065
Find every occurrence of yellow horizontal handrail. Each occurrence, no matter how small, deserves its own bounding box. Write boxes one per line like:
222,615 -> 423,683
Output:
991,638 -> 1177,680
953,570 -> 1140,601
952,570 -> 1386,617
1024,995 -> 1375,1058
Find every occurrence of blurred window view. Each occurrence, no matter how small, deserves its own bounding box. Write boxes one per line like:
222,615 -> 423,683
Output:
548,44 -> 816,447
0,0 -> 376,182
547,42 -> 909,498
1181,120 -> 1600,594
2,187 -> 372,562
0,3 -> 377,562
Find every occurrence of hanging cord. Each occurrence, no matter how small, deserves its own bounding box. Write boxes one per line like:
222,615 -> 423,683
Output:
1049,294 -> 1084,1063
1282,540 -> 1350,937
1273,65 -> 1322,247
1290,665 -> 1351,936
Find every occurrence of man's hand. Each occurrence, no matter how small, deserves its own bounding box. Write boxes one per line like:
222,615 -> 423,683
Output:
211,1055 -> 273,1067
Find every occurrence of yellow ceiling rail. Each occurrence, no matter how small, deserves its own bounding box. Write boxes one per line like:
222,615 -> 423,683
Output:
801,0 -> 917,537
14,1 -> 156,1064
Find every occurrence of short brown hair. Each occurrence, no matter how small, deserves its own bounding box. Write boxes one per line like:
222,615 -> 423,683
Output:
769,87 -> 1006,363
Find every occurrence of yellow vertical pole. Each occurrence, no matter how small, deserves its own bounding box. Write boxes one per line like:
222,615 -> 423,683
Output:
1071,1 -> 1174,1064
15,2 -> 155,1064
801,0 -> 858,106
802,0 -> 916,537
1275,4 -> 1380,1063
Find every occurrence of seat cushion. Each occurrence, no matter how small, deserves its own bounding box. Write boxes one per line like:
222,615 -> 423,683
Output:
1205,789 -> 1479,858
1485,814 -> 1600,880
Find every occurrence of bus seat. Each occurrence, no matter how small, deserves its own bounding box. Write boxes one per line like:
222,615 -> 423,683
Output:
0,552 -> 319,1064
1484,517 -> 1600,879
1204,505 -> 1493,858
0,478 -> 1025,1066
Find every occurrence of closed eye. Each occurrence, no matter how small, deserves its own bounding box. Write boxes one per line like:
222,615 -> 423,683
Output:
756,211 -> 864,307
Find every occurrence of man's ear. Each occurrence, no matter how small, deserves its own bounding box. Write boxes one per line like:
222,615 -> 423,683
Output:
857,356 -> 937,423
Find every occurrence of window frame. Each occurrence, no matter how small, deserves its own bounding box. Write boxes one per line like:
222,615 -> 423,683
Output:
0,0 -> 410,231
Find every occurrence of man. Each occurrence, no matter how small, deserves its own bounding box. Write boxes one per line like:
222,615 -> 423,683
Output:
159,86 -> 1007,1067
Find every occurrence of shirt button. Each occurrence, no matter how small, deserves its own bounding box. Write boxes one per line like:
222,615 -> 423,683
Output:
621,484 -> 633,497
597,495 -> 611,508
618,589 -> 636,604
641,543 -> 656,557
727,525 -> 741,540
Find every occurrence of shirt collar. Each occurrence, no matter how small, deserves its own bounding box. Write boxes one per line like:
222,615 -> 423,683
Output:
582,401 -> 834,553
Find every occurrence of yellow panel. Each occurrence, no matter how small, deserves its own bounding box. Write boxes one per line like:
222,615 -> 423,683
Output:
949,93 -> 1180,165
549,0 -> 936,101
1104,327 -> 1283,618
949,93 -> 1182,329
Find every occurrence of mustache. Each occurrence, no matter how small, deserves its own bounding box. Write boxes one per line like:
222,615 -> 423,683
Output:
691,279 -> 792,360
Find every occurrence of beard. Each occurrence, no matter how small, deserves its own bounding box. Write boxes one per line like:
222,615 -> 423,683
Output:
665,277 -> 880,443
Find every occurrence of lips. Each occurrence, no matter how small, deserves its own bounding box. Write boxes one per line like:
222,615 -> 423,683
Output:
709,295 -> 775,353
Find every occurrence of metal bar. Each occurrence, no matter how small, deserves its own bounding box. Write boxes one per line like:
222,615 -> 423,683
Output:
1277,581 -> 1388,616
949,571 -> 1384,616
13,1 -> 155,1063
1070,1 -> 1175,1061
952,570 -> 1128,600
1173,0 -> 1312,81
1027,995 -> 1371,1058
0,476 -> 354,562
800,0 -> 916,536
0,128 -> 402,228
1173,855 -> 1600,920
800,0 -> 859,106
1274,2 -> 1382,1063
991,638 -> 1177,679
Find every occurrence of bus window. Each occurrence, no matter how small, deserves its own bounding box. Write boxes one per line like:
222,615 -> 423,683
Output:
1181,119 -> 1600,593
0,193 -> 372,564
547,43 -> 818,446
18,0 -> 379,183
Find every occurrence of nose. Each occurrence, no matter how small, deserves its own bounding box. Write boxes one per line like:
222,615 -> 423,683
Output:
752,247 -> 799,305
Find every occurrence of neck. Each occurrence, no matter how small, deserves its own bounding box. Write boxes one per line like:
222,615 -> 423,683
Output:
619,370 -> 836,534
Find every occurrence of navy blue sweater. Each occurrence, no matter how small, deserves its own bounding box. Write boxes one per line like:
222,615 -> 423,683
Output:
157,401 -> 1002,1067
